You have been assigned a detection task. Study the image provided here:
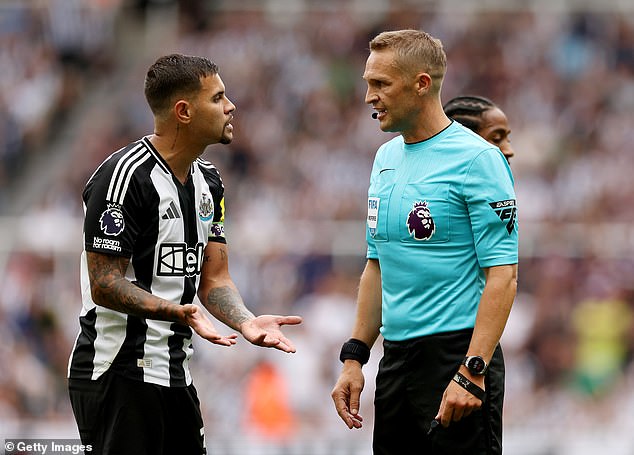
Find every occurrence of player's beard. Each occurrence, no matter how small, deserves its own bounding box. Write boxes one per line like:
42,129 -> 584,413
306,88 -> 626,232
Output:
219,122 -> 233,144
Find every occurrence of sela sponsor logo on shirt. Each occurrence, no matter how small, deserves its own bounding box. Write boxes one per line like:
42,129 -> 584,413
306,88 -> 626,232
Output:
157,242 -> 205,277
489,199 -> 517,234
99,203 -> 125,236
406,200 -> 436,241
198,192 -> 214,221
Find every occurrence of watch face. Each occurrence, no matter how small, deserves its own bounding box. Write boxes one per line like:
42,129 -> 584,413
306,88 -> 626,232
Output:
467,356 -> 486,373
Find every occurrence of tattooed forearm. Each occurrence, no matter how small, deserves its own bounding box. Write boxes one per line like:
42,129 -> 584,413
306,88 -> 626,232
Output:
205,286 -> 254,331
203,247 -> 226,264
87,252 -> 181,322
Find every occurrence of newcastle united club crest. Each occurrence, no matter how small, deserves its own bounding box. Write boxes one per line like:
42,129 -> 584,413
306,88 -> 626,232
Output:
198,192 -> 214,221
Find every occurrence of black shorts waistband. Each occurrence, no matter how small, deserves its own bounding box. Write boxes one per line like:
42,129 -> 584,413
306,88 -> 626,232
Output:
383,328 -> 474,350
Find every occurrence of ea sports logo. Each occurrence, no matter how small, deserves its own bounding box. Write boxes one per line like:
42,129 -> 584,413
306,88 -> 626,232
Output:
157,242 -> 204,277
489,199 -> 517,234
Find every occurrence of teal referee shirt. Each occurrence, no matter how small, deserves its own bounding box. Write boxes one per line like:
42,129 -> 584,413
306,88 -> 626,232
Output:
366,121 -> 518,342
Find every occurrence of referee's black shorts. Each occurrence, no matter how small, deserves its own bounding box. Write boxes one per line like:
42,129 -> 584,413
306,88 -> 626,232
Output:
68,370 -> 206,455
373,329 -> 505,455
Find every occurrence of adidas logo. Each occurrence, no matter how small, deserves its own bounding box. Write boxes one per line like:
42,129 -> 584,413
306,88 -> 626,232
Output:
488,199 -> 517,234
162,201 -> 181,220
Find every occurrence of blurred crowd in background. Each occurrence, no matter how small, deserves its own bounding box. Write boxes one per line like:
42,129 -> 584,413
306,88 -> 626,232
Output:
1,1 -> 634,454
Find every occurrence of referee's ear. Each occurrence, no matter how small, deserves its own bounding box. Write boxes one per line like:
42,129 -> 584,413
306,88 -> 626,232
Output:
415,72 -> 432,96
174,99 -> 192,124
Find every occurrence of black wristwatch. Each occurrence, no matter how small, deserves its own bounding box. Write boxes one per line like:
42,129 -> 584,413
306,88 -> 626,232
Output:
462,355 -> 488,375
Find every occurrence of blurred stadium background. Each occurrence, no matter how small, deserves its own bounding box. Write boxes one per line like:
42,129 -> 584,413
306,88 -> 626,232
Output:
1,0 -> 634,454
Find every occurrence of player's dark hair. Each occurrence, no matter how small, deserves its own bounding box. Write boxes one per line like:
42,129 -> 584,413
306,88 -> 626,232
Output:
144,54 -> 219,115
443,95 -> 496,133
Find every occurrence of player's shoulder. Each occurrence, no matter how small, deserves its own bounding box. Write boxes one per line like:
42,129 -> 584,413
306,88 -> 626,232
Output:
195,157 -> 218,171
92,139 -> 153,178
195,157 -> 224,188
195,157 -> 221,178
83,138 -> 155,199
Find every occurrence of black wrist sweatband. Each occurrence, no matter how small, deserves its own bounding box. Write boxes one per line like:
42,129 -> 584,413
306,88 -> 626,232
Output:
453,372 -> 486,402
339,338 -> 371,365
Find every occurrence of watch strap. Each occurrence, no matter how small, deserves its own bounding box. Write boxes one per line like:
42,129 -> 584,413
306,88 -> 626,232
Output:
452,372 -> 486,402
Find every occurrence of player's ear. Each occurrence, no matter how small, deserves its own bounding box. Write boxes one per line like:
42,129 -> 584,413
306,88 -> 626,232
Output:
174,100 -> 191,123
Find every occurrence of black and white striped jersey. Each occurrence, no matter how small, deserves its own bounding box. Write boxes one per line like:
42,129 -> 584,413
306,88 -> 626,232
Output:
68,136 -> 226,387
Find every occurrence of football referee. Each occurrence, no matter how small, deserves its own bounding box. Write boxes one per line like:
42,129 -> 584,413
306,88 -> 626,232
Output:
67,54 -> 302,455
331,30 -> 518,454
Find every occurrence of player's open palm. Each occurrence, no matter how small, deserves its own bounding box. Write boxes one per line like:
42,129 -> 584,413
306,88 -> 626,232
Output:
240,315 -> 303,353
182,303 -> 238,346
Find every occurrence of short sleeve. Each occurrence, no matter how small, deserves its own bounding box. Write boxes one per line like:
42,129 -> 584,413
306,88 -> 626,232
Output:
464,148 -> 518,268
198,161 -> 227,244
208,195 -> 226,243
82,159 -> 146,258
366,146 -> 385,259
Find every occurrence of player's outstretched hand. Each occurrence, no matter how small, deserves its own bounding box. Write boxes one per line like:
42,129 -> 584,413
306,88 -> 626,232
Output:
240,315 -> 303,353
182,303 -> 238,346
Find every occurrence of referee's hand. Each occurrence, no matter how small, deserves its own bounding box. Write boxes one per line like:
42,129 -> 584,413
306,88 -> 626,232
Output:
331,362 -> 365,429
435,369 -> 484,427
